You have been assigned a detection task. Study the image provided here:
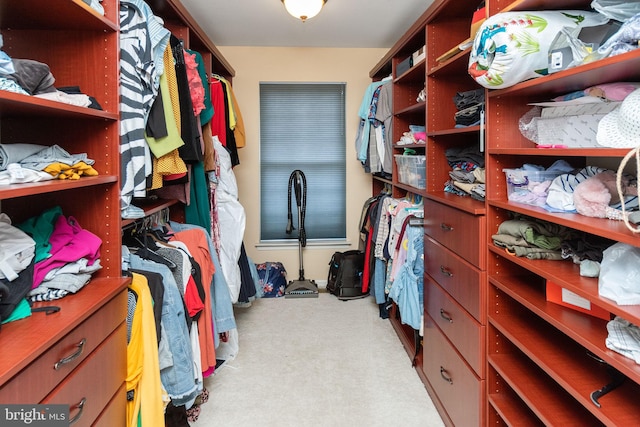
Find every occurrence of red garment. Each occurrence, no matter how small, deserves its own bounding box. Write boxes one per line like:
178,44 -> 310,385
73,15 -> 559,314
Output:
361,227 -> 374,293
209,79 -> 227,146
183,51 -> 205,116
184,275 -> 204,318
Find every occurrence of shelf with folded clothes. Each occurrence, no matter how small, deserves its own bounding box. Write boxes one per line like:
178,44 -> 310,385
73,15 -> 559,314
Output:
489,200 -> 640,247
0,90 -> 118,120
0,129 -> 119,193
424,134 -> 486,206
487,244 -> 640,328
2,30 -> 119,118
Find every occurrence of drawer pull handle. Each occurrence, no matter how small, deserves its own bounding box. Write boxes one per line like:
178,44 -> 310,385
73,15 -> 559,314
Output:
440,309 -> 453,323
440,367 -> 453,385
54,338 -> 86,370
439,266 -> 453,277
440,223 -> 453,232
69,397 -> 86,425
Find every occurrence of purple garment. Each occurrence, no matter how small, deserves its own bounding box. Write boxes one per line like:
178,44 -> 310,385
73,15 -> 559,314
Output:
32,215 -> 101,288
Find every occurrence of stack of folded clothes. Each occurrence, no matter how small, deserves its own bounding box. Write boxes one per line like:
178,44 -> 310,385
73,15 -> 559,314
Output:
444,144 -> 485,201
0,143 -> 98,185
453,88 -> 485,128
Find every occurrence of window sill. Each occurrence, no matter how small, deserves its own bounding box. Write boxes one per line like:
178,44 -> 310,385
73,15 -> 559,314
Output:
255,240 -> 353,250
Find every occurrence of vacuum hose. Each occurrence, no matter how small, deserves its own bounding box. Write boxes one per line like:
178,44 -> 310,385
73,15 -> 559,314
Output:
286,169 -> 307,247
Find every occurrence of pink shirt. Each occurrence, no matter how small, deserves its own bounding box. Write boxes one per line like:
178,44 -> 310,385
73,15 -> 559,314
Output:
32,215 -> 101,288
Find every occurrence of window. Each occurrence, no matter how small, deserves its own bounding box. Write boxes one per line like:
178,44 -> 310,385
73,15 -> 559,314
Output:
259,82 -> 346,242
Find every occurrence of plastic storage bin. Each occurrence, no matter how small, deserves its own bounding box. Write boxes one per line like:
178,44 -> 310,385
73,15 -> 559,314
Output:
503,168 -> 563,207
395,155 -> 426,189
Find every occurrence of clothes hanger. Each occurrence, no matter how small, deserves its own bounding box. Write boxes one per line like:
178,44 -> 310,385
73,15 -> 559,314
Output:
123,217 -> 177,270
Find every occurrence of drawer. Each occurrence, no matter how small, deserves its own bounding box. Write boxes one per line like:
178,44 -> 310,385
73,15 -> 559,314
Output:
42,322 -> 126,427
423,319 -> 484,427
0,291 -> 127,404
423,199 -> 485,267
425,236 -> 484,321
426,279 -> 485,376
93,383 -> 126,427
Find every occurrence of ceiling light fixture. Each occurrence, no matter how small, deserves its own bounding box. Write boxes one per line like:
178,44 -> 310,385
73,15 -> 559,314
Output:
281,0 -> 327,23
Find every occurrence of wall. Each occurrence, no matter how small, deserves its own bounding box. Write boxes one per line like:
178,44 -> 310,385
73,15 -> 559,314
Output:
217,46 -> 387,283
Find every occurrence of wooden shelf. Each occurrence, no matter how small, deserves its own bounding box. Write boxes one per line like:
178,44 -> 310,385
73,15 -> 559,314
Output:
429,47 -> 471,77
395,101 -> 426,116
0,89 -> 118,120
428,124 -> 481,138
489,352 -> 605,426
488,200 -> 640,248
489,386 -> 546,427
394,59 -> 426,84
121,198 -> 180,228
0,176 -> 118,200
488,50 -> 640,100
488,246 -> 640,326
425,191 -> 486,215
489,288 -> 640,425
487,147 -> 633,157
0,0 -> 118,30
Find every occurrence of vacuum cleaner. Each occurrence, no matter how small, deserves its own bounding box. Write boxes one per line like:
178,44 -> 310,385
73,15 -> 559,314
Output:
284,169 -> 319,298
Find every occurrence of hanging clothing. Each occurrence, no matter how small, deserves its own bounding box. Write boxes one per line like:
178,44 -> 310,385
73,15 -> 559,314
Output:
190,50 -> 213,127
388,224 -> 424,332
119,0 -> 170,210
171,228 -> 217,375
228,84 -> 246,149
209,79 -> 227,148
170,35 -> 202,164
211,137 -> 246,303
184,161 -> 211,232
168,221 -> 236,343
126,272 -> 165,427
220,79 -> 240,166
375,82 -> 394,174
145,44 -> 185,160
356,80 -> 387,164
236,243 -> 257,304
125,248 -> 200,408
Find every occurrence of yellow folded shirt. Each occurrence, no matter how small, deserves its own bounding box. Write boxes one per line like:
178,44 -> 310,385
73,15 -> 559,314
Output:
44,161 -> 99,180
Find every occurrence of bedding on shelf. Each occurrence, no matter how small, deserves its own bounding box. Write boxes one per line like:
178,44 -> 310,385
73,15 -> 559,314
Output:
468,10 -> 608,89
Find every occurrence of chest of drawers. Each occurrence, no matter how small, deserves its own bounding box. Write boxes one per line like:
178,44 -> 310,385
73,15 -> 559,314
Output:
422,199 -> 486,426
0,280 -> 128,426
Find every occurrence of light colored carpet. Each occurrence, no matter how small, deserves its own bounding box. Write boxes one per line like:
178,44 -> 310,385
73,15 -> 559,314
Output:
192,291 -> 445,427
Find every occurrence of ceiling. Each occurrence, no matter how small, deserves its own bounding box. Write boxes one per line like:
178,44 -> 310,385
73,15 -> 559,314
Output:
180,0 -> 436,49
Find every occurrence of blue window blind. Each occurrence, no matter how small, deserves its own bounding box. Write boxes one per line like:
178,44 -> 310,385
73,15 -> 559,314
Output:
259,82 -> 346,242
